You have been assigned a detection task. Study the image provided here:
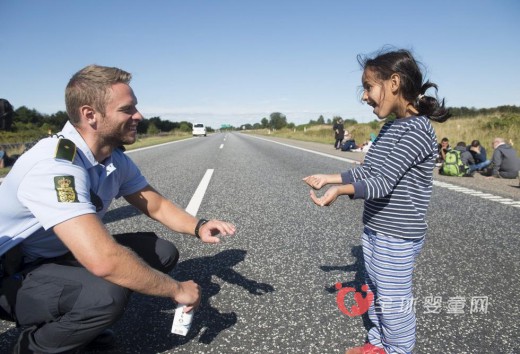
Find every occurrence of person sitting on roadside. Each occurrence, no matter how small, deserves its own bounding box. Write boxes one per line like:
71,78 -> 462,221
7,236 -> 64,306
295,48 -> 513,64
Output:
436,137 -> 451,166
481,137 -> 520,179
340,131 -> 357,151
439,141 -> 474,177
467,139 -> 491,173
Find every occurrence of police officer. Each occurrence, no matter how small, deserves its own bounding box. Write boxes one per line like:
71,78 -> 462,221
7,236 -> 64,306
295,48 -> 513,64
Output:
0,65 -> 236,353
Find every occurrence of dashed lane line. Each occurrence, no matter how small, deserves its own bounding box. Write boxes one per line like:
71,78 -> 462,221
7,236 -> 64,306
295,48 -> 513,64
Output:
433,180 -> 518,207
185,169 -> 214,216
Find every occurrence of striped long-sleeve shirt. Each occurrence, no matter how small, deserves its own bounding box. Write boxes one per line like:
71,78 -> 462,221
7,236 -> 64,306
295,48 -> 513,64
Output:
341,116 -> 438,239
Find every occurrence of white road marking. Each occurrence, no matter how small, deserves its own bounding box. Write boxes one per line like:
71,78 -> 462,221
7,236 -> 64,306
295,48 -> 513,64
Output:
186,169 -> 214,216
249,135 -> 361,165
125,138 -> 194,154
249,135 -> 518,209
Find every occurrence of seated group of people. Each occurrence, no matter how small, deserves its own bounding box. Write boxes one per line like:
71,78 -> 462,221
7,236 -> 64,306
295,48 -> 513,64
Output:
339,132 -> 377,153
437,137 -> 520,179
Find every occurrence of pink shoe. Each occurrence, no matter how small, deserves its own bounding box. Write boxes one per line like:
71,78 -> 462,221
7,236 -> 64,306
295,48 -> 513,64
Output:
345,343 -> 385,354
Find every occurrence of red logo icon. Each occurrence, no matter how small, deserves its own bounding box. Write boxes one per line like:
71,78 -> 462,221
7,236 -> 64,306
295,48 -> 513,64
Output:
335,283 -> 374,317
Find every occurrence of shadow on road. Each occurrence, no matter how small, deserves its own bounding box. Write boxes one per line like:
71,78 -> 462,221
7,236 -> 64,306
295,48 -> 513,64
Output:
321,245 -> 373,332
171,249 -> 274,345
93,249 -> 274,353
0,249 -> 275,354
102,205 -> 142,224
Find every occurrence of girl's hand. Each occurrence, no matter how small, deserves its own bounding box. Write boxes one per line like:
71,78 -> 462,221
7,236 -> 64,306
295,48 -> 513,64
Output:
309,186 -> 339,206
303,174 -> 329,190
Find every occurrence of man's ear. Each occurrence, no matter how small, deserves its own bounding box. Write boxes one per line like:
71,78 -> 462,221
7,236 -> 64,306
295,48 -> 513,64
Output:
80,105 -> 97,126
390,73 -> 401,94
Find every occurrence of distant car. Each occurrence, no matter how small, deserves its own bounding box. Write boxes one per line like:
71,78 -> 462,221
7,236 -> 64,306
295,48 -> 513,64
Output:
192,123 -> 207,137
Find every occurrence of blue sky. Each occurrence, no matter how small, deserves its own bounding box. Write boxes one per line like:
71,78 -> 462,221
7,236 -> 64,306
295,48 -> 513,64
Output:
1,0 -> 519,129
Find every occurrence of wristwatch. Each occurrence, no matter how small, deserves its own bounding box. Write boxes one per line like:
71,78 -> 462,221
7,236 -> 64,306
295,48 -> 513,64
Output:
194,219 -> 209,238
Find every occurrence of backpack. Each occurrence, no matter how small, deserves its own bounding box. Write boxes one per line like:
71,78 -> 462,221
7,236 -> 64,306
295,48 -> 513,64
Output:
441,150 -> 468,176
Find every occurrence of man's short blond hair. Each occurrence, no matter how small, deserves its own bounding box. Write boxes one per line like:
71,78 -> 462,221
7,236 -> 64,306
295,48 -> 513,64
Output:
65,65 -> 132,125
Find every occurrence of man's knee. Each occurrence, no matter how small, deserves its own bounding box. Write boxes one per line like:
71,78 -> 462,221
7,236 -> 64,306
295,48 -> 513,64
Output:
114,232 -> 179,272
156,238 -> 179,272
87,280 -> 130,323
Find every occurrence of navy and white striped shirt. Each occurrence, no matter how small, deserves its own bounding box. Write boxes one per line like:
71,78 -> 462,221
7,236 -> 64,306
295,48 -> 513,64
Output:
341,116 -> 438,239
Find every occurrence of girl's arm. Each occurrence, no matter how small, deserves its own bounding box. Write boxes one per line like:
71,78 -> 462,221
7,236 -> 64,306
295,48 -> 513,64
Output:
302,173 -> 342,190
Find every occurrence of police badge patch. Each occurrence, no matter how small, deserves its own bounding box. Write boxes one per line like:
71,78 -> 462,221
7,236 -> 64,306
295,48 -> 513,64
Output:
54,176 -> 79,202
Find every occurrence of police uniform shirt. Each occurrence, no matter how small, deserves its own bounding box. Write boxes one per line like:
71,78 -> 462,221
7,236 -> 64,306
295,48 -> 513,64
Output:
0,121 -> 148,262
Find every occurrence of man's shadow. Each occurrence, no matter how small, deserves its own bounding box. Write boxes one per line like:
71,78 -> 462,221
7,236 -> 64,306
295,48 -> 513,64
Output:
2,250 -> 274,354
101,249 -> 274,353
320,246 -> 372,331
171,249 -> 274,345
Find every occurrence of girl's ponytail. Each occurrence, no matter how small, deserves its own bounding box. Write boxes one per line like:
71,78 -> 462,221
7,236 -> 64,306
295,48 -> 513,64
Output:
415,82 -> 451,123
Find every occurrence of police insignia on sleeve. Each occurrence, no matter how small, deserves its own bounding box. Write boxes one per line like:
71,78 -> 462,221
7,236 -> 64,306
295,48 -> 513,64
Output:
54,176 -> 79,203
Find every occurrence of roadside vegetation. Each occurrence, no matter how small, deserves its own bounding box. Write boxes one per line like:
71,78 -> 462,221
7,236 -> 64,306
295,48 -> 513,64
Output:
248,110 -> 520,151
2,104 -> 519,178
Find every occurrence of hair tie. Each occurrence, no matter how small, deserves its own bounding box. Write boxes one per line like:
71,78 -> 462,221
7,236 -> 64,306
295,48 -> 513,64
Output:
417,94 -> 425,100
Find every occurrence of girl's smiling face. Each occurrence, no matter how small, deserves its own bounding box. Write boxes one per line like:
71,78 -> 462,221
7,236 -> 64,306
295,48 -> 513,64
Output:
361,68 -> 396,120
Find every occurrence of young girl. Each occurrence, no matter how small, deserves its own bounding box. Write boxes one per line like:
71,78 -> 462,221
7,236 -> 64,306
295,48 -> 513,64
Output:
303,49 -> 450,354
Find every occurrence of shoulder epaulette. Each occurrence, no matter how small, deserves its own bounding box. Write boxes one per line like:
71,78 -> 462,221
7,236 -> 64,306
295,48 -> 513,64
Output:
54,138 -> 77,162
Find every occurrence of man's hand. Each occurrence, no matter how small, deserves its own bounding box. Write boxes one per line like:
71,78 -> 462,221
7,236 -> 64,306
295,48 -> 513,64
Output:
174,280 -> 201,312
198,220 -> 236,244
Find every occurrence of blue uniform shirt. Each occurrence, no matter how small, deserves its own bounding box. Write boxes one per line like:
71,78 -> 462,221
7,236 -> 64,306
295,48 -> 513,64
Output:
0,122 -> 148,262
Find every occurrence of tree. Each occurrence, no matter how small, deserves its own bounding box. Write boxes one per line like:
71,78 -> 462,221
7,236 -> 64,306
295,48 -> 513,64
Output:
137,119 -> 149,134
15,106 -> 43,126
47,111 -> 69,131
179,122 -> 191,132
261,117 -> 269,128
147,122 -> 160,135
317,115 -> 325,124
269,112 -> 287,130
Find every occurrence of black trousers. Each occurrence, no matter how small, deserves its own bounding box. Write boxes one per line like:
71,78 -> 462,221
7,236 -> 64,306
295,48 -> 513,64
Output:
2,232 -> 179,353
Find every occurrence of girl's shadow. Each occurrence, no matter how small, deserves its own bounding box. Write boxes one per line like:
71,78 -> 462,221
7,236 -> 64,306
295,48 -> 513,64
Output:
320,246 -> 373,331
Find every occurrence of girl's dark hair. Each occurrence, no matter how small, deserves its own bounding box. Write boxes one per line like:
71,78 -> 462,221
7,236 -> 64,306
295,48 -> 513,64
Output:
357,48 -> 451,123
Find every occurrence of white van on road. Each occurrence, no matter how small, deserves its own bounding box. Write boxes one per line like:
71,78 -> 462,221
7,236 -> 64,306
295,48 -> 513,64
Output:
192,123 -> 207,137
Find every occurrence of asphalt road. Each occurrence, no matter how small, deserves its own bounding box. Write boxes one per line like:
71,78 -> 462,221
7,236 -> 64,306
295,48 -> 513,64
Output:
1,132 -> 519,354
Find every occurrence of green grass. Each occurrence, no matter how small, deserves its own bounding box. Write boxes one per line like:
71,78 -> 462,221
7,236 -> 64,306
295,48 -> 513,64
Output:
125,133 -> 192,150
